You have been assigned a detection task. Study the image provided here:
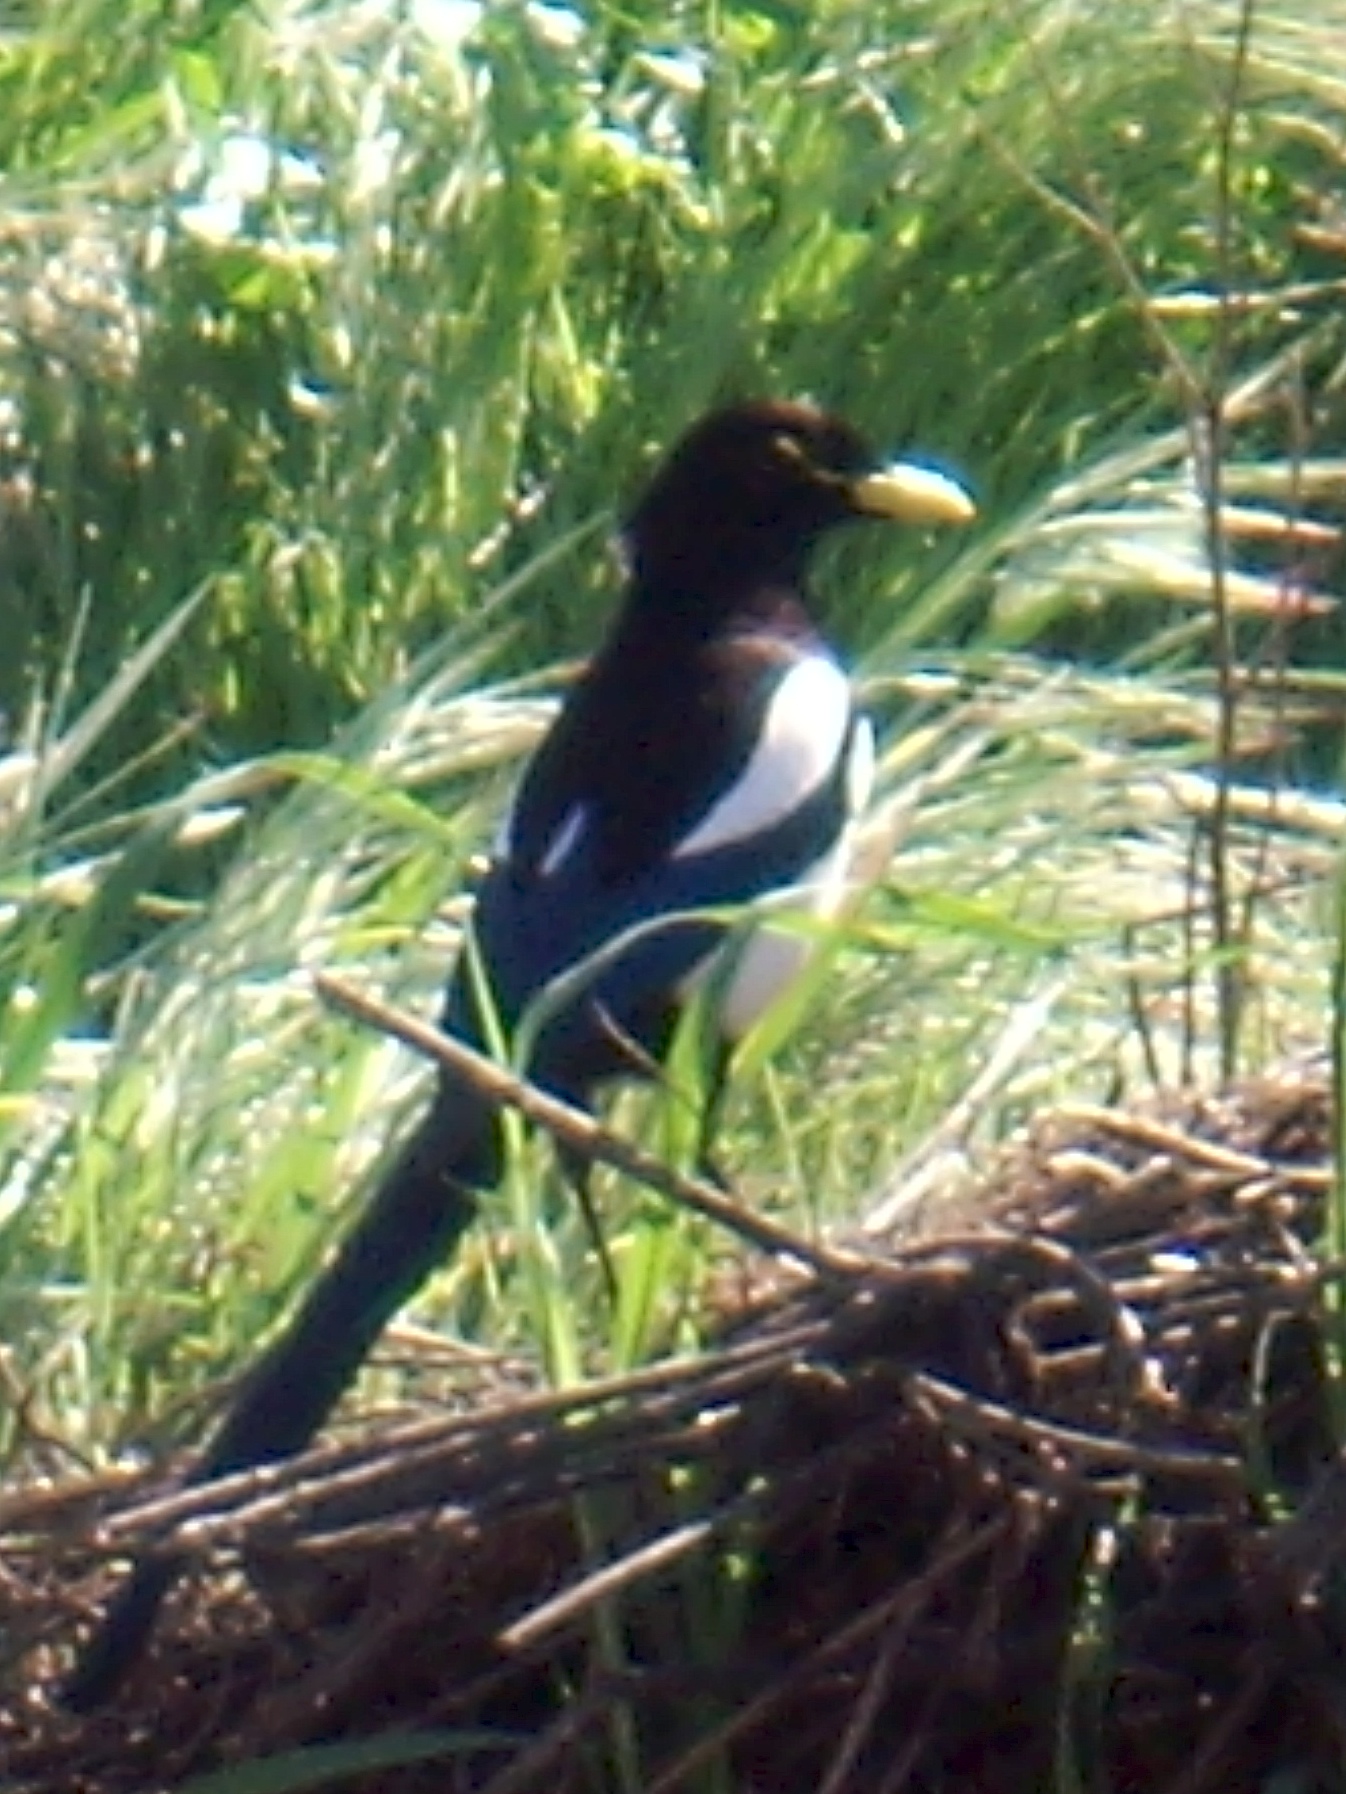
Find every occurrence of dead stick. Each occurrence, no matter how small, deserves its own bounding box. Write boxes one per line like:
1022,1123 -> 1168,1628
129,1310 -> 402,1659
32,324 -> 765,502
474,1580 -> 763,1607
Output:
314,972 -> 868,1279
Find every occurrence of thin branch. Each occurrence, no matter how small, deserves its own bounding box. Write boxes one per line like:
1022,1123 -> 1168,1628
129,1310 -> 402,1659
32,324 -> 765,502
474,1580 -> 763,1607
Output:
313,971 -> 872,1279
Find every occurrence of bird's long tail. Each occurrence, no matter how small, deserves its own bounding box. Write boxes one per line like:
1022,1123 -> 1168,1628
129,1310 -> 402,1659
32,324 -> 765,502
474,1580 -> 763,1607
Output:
61,1083 -> 497,1712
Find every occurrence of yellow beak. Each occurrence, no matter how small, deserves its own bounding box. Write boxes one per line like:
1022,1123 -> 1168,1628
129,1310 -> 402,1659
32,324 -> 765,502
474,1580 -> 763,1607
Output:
848,462 -> 976,527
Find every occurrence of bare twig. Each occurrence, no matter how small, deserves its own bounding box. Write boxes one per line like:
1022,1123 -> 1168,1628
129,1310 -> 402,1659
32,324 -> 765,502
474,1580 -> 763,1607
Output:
314,971 -> 871,1279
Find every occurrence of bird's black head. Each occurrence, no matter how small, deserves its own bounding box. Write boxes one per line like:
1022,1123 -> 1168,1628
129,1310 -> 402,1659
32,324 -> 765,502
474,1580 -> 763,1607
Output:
622,398 -> 973,605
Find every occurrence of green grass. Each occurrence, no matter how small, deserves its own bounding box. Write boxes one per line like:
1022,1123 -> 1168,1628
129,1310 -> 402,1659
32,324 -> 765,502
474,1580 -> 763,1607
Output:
2,0 -> 1346,1782
2,0 -> 1341,773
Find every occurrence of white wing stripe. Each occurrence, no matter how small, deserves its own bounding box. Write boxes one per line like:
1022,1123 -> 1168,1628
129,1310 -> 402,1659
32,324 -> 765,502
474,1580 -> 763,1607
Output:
537,805 -> 587,878
494,798 -> 589,878
671,655 -> 855,862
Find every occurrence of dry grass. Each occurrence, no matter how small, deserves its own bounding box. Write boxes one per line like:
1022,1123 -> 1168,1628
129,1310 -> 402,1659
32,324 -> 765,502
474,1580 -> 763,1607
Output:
1,1064 -> 1339,1794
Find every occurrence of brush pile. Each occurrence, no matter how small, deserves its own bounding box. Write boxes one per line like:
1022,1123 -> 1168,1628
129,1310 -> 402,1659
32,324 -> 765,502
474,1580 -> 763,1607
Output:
2,1065 -> 1341,1793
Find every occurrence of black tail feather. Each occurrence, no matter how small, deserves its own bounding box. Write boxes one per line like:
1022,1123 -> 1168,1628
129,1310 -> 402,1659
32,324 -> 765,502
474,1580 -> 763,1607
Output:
60,1087 -> 496,1712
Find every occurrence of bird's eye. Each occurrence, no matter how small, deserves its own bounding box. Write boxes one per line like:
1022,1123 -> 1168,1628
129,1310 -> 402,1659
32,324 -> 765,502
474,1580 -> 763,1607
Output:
770,430 -> 848,492
769,431 -> 813,472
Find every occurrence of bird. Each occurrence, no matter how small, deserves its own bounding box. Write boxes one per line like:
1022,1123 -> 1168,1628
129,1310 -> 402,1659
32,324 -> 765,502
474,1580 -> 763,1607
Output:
61,397 -> 974,1709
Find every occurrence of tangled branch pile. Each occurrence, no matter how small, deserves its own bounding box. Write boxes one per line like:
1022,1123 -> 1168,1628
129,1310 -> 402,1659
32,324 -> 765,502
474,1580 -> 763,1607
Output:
2,1066 -> 1341,1793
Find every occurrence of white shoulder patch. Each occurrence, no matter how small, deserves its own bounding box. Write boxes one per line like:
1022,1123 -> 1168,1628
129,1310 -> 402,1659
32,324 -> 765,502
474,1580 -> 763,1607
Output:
672,655 -> 855,862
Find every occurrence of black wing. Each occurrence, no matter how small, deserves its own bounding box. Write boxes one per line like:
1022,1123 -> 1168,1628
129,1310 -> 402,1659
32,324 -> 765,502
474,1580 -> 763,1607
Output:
446,621 -> 864,1090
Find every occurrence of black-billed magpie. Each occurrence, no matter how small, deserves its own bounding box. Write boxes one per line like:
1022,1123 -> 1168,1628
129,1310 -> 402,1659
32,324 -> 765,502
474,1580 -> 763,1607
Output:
62,399 -> 973,1709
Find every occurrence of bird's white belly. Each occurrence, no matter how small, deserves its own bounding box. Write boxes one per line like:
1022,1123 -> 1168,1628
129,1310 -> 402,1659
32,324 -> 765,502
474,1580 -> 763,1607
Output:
679,833 -> 854,1040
